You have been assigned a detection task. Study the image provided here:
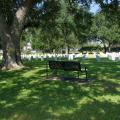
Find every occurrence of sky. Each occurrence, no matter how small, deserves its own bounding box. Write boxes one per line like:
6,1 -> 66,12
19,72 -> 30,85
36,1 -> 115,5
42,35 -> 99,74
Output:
90,2 -> 101,14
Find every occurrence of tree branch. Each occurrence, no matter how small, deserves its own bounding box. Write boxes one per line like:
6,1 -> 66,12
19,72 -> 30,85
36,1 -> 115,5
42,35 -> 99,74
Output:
15,0 -> 36,25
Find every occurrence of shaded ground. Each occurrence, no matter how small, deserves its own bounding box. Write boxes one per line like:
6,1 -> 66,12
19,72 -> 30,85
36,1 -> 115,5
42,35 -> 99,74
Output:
0,58 -> 120,120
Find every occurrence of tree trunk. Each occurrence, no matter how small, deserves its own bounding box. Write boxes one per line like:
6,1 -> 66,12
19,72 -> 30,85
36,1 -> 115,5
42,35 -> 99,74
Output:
0,23 -> 23,70
64,33 -> 69,54
65,45 -> 70,54
1,32 -> 22,70
108,42 -> 112,52
11,25 -> 23,66
102,41 -> 107,53
0,0 -> 34,70
103,46 -> 107,53
0,15 -> 19,70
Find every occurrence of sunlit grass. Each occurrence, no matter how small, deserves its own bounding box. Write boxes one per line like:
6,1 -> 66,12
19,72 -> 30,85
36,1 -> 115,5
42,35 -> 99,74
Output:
0,58 -> 120,120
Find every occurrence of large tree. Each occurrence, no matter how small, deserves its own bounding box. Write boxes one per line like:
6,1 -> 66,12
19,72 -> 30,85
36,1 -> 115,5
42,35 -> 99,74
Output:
0,0 -> 69,70
0,0 -> 41,70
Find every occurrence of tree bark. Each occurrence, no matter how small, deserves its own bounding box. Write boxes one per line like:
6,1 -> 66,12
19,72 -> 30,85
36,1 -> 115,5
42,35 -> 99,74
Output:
108,42 -> 112,52
65,45 -> 70,54
0,0 -> 35,70
0,17 -> 22,70
102,40 -> 107,53
2,33 -> 20,70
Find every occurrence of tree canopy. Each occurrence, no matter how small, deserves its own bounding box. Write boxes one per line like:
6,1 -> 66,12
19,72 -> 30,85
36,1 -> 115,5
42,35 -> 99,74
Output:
0,0 -> 120,70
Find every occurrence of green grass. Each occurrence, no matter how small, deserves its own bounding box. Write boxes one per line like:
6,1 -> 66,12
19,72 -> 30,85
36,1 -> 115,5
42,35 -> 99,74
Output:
0,58 -> 120,120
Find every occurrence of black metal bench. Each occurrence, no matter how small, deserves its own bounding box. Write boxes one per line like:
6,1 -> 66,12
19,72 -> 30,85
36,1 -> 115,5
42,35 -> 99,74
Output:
47,60 -> 88,80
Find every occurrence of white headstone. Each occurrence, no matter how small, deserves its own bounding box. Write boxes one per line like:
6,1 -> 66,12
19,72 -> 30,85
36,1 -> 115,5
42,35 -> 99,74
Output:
82,54 -> 87,60
96,54 -> 100,62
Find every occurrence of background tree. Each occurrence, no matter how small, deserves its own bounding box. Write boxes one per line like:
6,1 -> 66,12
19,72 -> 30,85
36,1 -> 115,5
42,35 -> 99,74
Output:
91,12 -> 120,52
21,0 -> 92,55
74,7 -> 92,46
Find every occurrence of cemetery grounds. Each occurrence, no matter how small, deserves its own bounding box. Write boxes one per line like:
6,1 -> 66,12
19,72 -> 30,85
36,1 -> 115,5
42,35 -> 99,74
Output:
0,52 -> 120,120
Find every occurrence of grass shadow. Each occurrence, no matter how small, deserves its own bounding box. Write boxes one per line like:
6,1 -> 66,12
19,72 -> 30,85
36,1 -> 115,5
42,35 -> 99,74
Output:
0,58 -> 120,120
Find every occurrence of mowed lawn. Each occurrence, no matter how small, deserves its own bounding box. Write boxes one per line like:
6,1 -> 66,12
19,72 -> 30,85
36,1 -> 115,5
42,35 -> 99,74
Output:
0,58 -> 120,120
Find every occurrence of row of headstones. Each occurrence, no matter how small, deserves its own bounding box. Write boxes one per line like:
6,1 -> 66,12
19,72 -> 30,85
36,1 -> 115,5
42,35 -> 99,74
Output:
0,53 -> 91,61
0,52 -> 119,61
0,54 -> 78,61
106,52 -> 120,61
81,53 -> 101,62
21,53 -> 102,61
81,52 -> 120,61
21,53 -> 81,61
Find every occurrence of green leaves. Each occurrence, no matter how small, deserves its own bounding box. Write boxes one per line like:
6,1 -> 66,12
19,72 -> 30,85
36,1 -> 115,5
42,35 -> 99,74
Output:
91,12 -> 120,51
20,0 -> 93,52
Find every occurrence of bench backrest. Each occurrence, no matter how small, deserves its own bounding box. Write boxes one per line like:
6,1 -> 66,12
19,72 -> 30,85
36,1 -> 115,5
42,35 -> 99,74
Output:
49,61 -> 63,69
49,61 -> 81,71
